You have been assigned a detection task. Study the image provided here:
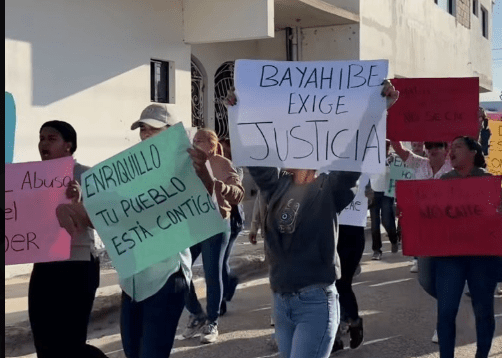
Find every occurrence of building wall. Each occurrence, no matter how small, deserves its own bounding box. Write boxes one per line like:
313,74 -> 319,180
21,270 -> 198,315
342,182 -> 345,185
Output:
5,0 -> 192,166
301,24 -> 360,61
358,0 -> 492,91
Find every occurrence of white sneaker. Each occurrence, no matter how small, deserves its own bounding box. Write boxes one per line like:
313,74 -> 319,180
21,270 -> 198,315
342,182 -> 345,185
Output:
410,259 -> 418,273
200,321 -> 219,344
431,329 -> 438,344
182,314 -> 206,339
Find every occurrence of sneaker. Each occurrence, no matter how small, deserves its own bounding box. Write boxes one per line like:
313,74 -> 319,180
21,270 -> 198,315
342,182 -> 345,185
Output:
431,329 -> 438,344
348,318 -> 364,349
410,259 -> 418,273
496,284 -> 502,297
200,321 -> 219,344
371,251 -> 382,260
331,338 -> 344,354
391,243 -> 399,253
182,314 -> 206,339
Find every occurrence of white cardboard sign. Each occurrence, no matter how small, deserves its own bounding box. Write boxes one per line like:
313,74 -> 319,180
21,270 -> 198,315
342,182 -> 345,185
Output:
228,59 -> 389,173
338,175 -> 370,227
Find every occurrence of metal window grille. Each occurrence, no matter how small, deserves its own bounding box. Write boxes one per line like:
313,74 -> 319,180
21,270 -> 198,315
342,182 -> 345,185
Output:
191,59 -> 204,128
214,61 -> 235,139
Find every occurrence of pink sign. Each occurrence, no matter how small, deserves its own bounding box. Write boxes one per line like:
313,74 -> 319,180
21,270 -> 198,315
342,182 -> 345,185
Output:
5,157 -> 75,265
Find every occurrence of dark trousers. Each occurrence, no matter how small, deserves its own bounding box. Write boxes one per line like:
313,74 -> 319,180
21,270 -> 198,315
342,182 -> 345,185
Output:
369,192 -> 398,253
222,224 -> 242,300
435,257 -> 498,358
28,255 -> 107,358
185,230 -> 230,323
336,225 -> 366,321
120,270 -> 187,358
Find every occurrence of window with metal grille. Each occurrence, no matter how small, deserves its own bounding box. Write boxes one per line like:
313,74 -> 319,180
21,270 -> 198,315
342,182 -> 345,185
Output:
214,61 -> 235,139
191,59 -> 205,128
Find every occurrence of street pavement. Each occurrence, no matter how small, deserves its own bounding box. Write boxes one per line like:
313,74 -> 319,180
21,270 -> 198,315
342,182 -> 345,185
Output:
5,228 -> 502,358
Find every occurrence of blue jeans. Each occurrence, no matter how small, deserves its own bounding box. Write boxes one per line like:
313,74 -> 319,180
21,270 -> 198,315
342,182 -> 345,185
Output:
369,192 -> 398,252
120,270 -> 187,358
185,227 -> 230,323
274,283 -> 339,358
435,257 -> 498,358
222,223 -> 241,300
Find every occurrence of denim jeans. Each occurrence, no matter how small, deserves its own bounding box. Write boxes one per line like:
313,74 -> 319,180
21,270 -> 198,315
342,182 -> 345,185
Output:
222,222 -> 242,300
369,192 -> 398,252
273,283 -> 339,358
120,269 -> 187,358
336,225 -> 365,322
185,227 -> 230,323
435,256 -> 498,358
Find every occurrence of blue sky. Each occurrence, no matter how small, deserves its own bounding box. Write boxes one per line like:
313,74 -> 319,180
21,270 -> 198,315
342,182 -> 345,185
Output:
481,0 -> 502,101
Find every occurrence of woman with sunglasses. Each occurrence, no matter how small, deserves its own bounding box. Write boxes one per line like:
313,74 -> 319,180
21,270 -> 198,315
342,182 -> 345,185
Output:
29,121 -> 108,358
435,136 -> 501,358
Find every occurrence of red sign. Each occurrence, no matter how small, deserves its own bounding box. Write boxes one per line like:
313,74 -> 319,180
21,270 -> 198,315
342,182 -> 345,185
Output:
387,78 -> 479,141
397,176 -> 502,257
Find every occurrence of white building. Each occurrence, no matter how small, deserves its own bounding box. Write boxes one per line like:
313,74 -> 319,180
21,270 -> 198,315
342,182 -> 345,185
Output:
5,0 -> 496,222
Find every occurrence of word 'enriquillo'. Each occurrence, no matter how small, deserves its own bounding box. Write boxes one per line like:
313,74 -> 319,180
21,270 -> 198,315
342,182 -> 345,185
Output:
108,193 -> 217,256
84,144 -> 161,198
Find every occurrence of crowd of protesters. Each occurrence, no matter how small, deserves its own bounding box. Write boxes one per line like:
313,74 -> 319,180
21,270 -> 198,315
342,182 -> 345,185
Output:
24,79 -> 502,358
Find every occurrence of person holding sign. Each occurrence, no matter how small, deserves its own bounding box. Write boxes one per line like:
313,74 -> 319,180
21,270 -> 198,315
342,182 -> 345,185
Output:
182,128 -> 244,344
435,136 -> 501,358
117,104 -> 196,358
28,121 -> 108,358
478,107 -> 491,156
225,81 -> 398,358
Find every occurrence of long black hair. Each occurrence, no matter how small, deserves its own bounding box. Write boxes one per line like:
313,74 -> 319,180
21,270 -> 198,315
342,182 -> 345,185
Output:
40,120 -> 77,154
453,136 -> 486,168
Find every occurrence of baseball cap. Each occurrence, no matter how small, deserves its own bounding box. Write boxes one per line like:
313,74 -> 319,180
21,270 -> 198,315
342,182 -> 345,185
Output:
131,104 -> 178,130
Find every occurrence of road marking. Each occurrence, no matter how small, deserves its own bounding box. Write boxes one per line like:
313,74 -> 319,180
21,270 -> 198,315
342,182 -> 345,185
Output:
369,278 -> 414,287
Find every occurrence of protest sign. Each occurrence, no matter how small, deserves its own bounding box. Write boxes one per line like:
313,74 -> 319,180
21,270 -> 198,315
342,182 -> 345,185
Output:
228,59 -> 389,173
397,176 -> 502,257
339,175 -> 370,227
5,157 -> 74,265
387,78 -> 479,142
5,92 -> 16,163
486,120 -> 502,176
385,156 -> 415,198
82,123 -> 228,279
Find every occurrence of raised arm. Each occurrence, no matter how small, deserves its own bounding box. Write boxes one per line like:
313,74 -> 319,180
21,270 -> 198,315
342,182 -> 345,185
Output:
328,171 -> 361,214
390,141 -> 410,162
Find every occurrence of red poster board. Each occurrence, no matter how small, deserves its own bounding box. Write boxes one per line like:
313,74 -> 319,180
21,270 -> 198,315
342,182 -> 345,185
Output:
387,78 -> 479,141
397,176 -> 502,257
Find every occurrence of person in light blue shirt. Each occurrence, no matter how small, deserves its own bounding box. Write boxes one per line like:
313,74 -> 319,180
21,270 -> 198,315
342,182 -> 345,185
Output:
119,104 -> 214,358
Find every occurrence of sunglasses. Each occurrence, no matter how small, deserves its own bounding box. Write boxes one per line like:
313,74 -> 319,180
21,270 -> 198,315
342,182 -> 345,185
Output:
424,143 -> 445,150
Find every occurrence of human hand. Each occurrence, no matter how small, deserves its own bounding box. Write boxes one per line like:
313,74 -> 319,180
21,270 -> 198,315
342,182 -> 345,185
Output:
66,180 -> 82,204
222,87 -> 237,107
56,203 -> 93,238
381,80 -> 399,109
188,146 -> 214,193
249,232 -> 257,245
214,179 -> 224,194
